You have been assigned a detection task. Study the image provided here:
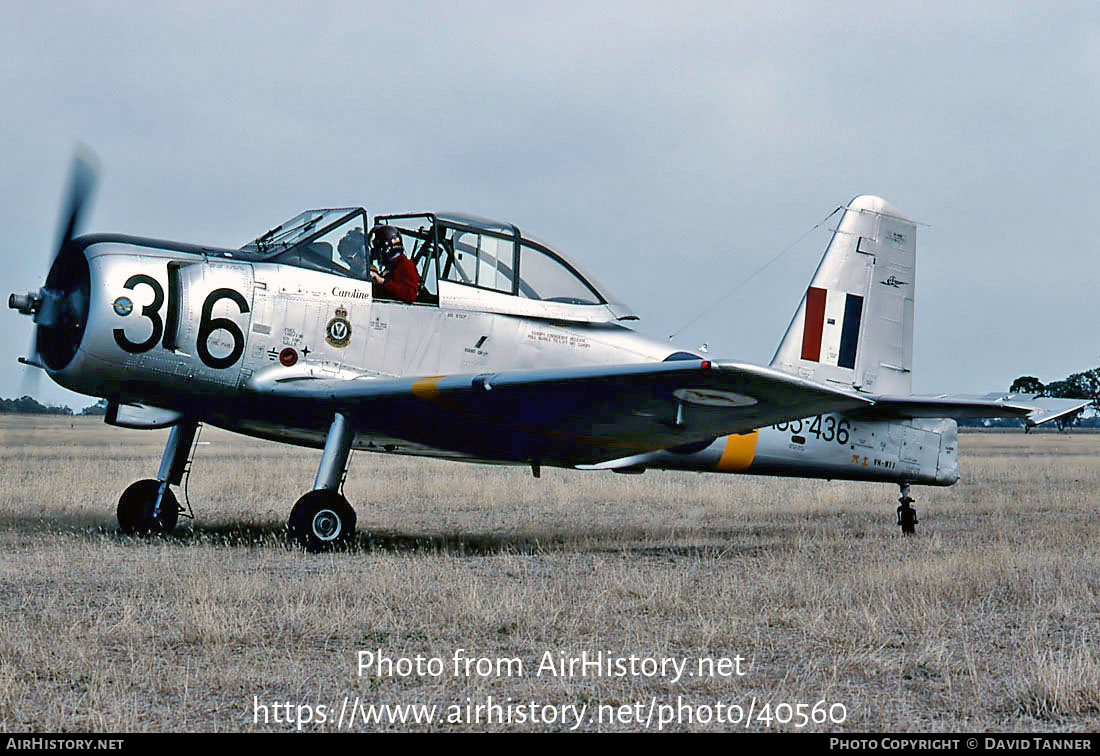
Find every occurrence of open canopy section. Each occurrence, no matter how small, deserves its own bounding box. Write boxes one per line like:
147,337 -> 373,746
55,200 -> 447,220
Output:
375,211 -> 637,322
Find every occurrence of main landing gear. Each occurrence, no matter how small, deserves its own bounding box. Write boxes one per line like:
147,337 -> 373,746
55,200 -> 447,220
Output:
117,421 -> 198,535
116,412 -> 358,552
896,483 -> 918,535
287,412 -> 356,552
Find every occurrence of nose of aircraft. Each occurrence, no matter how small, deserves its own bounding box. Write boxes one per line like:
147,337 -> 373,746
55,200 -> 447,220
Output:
12,149 -> 98,378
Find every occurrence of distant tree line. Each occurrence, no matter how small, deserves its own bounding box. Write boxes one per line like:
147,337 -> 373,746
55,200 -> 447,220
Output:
0,396 -> 107,416
1009,367 -> 1100,407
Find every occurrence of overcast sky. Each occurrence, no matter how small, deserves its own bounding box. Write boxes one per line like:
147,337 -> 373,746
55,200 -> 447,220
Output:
2,1 -> 1098,407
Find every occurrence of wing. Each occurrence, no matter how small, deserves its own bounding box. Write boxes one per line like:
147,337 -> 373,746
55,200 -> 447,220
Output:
246,359 -> 871,465
859,393 -> 1090,427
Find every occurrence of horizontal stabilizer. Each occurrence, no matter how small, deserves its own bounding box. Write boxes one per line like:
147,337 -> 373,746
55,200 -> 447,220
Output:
857,393 -> 1090,427
1009,395 -> 1092,427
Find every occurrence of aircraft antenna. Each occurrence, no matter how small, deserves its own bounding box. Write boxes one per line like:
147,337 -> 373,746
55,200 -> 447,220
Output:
667,205 -> 843,342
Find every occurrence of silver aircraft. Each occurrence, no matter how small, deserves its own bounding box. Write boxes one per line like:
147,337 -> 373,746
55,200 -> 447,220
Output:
9,157 -> 1087,550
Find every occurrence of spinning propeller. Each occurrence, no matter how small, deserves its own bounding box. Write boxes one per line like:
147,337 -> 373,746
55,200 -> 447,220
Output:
9,148 -> 99,394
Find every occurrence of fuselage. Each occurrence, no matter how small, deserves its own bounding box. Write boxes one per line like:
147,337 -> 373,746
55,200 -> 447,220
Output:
45,235 -> 959,488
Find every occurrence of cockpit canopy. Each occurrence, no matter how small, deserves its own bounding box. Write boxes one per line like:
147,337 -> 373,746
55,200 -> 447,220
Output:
239,207 -> 636,323
240,208 -> 370,278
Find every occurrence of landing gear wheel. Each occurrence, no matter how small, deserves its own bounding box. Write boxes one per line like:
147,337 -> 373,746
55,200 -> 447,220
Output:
897,502 -> 918,534
897,500 -> 918,535
117,479 -> 180,535
288,490 -> 356,552
895,483 -> 918,535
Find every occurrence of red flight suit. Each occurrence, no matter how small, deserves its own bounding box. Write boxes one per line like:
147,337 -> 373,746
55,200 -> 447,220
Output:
377,254 -> 420,304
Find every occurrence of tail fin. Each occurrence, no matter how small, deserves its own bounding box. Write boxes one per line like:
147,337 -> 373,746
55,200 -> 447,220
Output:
771,195 -> 916,395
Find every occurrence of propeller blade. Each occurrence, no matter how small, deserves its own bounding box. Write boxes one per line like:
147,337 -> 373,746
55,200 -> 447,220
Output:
18,364 -> 42,400
18,333 -> 42,398
53,146 -> 100,261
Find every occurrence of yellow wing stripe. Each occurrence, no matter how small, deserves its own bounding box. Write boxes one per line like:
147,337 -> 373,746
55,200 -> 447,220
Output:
411,376 -> 445,401
715,430 -> 759,472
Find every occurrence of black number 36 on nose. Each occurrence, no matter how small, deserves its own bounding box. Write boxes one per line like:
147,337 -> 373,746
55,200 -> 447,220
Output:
113,275 -> 248,370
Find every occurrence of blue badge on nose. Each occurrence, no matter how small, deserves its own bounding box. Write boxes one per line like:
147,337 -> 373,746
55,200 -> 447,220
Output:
113,296 -> 133,316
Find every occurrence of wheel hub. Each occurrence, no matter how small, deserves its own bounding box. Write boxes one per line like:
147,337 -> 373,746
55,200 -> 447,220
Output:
312,509 -> 341,540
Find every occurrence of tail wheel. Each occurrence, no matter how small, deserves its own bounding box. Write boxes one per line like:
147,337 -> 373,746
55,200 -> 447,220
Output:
117,479 -> 180,535
288,490 -> 356,552
897,501 -> 918,535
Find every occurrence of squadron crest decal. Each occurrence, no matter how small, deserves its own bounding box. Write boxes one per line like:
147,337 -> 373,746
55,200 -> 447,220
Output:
326,307 -> 352,348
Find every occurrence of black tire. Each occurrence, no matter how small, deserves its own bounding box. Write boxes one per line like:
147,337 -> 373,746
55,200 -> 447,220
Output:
898,503 -> 918,535
288,490 -> 356,552
117,479 -> 180,535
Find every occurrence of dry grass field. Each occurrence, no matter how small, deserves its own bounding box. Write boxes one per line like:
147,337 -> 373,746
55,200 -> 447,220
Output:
0,415 -> 1097,732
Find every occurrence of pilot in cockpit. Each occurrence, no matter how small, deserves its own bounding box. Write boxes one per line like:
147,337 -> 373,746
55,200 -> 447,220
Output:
369,224 -> 420,304
337,227 -> 368,278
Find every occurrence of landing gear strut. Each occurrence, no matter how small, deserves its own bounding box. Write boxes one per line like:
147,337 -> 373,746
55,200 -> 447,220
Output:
288,412 -> 356,552
117,421 -> 198,535
896,483 -> 918,535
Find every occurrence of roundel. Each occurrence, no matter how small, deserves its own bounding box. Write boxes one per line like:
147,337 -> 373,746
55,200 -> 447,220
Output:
672,388 -> 757,408
112,296 -> 133,316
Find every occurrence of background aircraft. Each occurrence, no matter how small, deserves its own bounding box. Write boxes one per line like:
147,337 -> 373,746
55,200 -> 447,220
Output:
9,156 -> 1086,550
